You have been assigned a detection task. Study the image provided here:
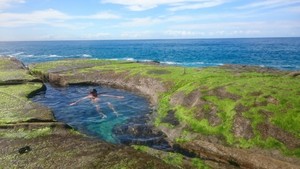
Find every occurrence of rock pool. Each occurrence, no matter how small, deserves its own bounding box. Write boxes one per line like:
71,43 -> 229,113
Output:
32,84 -> 170,149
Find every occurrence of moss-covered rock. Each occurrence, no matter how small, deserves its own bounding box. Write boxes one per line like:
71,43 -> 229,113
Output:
29,59 -> 300,168
0,127 -> 174,169
0,57 -> 174,169
0,57 -> 39,84
0,83 -> 54,124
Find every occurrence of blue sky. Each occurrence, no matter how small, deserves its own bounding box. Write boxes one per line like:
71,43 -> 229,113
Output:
0,0 -> 300,41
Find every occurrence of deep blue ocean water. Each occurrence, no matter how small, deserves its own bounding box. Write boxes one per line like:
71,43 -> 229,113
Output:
0,38 -> 299,70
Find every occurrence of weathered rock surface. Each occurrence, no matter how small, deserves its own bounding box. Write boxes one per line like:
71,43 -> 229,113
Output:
0,57 -> 175,169
180,140 -> 300,169
28,59 -> 300,168
0,57 -> 40,84
0,128 -> 175,169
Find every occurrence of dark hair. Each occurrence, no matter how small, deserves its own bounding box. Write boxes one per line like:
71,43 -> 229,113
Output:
90,89 -> 98,97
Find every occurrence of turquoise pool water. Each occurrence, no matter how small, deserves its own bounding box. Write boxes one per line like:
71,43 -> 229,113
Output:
32,84 -> 157,144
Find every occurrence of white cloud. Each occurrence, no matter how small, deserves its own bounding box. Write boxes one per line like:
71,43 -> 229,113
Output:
81,33 -> 112,39
120,31 -> 156,39
237,0 -> 300,10
119,17 -> 162,27
101,0 -> 229,11
164,30 -> 205,37
0,0 -> 25,10
77,12 -> 121,19
0,9 -> 121,28
169,21 -> 300,37
169,0 -> 228,11
0,9 -> 70,27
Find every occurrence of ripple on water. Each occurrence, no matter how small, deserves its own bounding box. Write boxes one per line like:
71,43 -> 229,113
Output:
31,84 -> 170,149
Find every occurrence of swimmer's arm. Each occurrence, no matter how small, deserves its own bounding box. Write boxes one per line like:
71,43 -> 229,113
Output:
69,96 -> 88,105
101,94 -> 124,99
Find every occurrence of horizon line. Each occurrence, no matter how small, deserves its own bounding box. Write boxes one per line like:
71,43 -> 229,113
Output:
0,36 -> 299,42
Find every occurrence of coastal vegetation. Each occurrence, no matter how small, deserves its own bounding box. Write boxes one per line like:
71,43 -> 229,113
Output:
30,59 -> 300,159
0,57 -> 175,169
1,57 -> 299,168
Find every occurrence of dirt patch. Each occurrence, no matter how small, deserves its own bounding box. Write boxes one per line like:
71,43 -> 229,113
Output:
232,116 -> 254,139
206,106 -> 222,127
266,96 -> 279,105
249,91 -> 263,96
232,104 -> 254,139
259,109 -> 273,119
257,122 -> 300,149
208,86 -> 241,101
170,90 -> 203,108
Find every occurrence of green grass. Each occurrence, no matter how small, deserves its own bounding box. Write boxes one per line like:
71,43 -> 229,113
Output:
30,59 -> 300,157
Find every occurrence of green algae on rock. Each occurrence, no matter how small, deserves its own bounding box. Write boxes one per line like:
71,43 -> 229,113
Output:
0,57 -> 176,169
0,83 -> 54,124
0,57 -> 39,84
29,59 -> 300,168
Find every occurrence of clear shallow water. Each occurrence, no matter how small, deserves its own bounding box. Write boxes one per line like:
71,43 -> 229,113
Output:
32,84 -> 153,144
0,38 -> 299,70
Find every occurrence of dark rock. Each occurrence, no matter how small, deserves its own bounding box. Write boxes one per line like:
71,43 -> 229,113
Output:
288,71 -> 300,77
18,146 -> 31,154
113,121 -> 172,150
161,110 -> 180,126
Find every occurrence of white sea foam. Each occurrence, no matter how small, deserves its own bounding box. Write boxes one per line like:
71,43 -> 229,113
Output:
140,59 -> 153,62
48,54 -> 64,58
12,52 -> 24,56
82,54 -> 92,58
161,61 -> 180,65
106,58 -> 119,61
123,57 -> 135,61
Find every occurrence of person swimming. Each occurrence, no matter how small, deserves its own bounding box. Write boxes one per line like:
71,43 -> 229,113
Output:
69,88 -> 124,118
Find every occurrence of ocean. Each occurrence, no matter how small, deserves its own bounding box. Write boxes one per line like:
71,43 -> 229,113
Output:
0,38 -> 299,70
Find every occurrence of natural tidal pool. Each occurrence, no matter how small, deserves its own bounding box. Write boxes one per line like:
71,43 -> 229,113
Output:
32,84 -> 170,149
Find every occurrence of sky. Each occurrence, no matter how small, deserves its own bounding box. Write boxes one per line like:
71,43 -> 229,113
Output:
0,0 -> 300,41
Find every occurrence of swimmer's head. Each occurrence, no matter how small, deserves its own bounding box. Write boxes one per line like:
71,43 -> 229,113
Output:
90,89 -> 98,97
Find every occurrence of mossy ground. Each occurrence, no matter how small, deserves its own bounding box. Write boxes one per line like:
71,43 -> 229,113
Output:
0,58 -> 177,169
30,59 -> 300,158
0,83 -> 49,124
132,145 -> 210,169
0,57 -> 37,83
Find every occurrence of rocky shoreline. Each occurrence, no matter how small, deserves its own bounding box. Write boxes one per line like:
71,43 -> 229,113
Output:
1,57 -> 300,168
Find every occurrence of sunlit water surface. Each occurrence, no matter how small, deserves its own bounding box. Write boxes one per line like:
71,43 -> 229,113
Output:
32,84 -> 161,145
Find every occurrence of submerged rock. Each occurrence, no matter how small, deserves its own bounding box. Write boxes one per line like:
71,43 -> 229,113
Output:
113,115 -> 172,150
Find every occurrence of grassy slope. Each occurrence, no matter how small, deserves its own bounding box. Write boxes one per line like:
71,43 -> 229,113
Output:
30,59 -> 300,157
